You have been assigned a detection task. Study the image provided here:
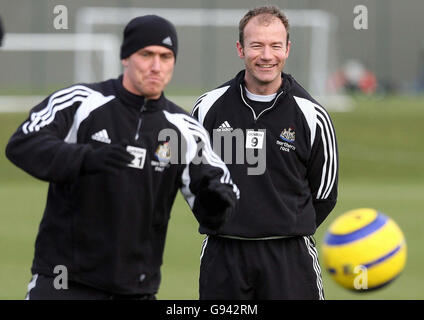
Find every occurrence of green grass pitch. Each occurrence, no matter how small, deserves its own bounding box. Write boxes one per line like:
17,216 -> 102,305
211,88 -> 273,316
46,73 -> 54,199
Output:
0,95 -> 423,299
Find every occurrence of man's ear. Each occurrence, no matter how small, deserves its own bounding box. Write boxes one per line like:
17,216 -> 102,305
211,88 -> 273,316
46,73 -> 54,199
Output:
285,40 -> 291,58
236,41 -> 245,59
121,58 -> 129,68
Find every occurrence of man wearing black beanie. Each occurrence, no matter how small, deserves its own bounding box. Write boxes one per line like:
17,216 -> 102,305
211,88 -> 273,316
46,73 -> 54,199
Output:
6,15 -> 239,300
120,15 -> 178,101
121,15 -> 178,60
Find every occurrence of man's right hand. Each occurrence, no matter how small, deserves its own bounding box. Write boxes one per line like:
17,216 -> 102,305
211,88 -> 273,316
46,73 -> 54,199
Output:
81,144 -> 134,175
194,179 -> 237,231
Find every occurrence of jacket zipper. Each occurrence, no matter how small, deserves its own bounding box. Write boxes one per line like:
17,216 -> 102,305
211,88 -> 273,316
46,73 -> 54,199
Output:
239,84 -> 285,123
134,102 -> 146,140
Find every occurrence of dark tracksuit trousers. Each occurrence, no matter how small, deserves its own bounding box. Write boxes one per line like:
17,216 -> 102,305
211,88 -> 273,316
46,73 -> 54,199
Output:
199,235 -> 324,300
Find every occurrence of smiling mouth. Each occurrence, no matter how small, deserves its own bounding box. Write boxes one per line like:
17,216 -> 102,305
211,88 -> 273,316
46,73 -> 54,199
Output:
257,64 -> 276,69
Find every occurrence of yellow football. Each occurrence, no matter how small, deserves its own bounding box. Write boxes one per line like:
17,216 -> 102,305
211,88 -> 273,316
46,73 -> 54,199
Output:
322,208 -> 407,291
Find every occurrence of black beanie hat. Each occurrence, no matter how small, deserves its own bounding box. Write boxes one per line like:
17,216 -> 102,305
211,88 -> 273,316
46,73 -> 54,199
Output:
120,15 -> 178,60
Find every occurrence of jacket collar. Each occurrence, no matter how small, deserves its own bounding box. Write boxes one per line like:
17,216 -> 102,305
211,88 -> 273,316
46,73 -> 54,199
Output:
234,70 -> 293,96
115,75 -> 167,111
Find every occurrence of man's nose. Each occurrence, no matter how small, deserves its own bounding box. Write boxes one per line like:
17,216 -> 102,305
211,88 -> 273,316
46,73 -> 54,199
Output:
151,55 -> 161,71
261,46 -> 273,60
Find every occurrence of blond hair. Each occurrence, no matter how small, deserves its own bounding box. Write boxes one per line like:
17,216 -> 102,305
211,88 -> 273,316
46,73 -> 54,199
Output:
238,6 -> 290,47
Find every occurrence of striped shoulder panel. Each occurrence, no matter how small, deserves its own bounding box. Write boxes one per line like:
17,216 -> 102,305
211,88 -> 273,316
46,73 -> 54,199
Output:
191,86 -> 230,124
22,85 -> 94,134
20,84 -> 114,142
293,96 -> 317,147
293,96 -> 337,200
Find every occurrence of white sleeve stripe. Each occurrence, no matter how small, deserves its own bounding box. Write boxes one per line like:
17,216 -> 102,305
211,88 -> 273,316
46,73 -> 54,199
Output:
191,104 -> 200,117
188,123 -> 240,198
23,85 -> 93,134
192,94 -> 207,113
33,89 -> 91,120
316,112 -> 337,199
323,150 -> 337,199
316,121 -> 329,199
187,130 -> 232,186
184,122 -> 231,183
182,116 -> 207,129
315,106 -> 337,199
24,96 -> 88,134
163,111 -> 240,201
193,86 -> 230,124
182,117 -> 234,184
185,110 -> 237,190
162,111 -> 197,208
184,121 -> 224,167
38,96 -> 87,128
293,96 -> 337,200
41,91 -> 90,123
314,106 -> 337,155
316,115 -> 332,198
185,115 -> 236,190
194,93 -> 207,105
29,85 -> 92,121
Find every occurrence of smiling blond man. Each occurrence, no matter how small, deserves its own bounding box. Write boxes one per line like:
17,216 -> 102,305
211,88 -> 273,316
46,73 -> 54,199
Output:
192,6 -> 338,300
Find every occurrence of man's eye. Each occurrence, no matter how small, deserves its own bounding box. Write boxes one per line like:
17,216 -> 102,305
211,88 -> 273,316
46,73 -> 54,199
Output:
140,51 -> 152,57
161,54 -> 173,60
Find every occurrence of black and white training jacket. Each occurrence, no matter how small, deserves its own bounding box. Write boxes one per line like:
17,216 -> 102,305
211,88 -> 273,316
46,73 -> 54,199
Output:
6,76 -> 238,295
192,70 -> 338,238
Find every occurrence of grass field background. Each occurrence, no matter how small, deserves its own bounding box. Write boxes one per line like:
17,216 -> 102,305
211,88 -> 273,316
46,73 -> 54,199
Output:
0,95 -> 423,300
